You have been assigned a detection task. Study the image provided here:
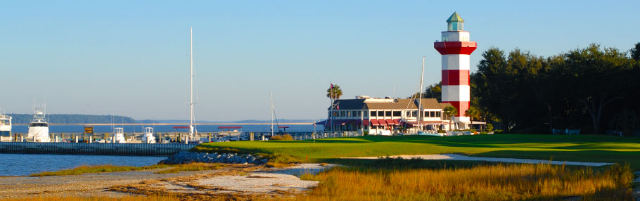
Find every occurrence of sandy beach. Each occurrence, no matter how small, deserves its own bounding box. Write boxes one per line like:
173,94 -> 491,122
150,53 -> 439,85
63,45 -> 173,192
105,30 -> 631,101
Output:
0,164 -> 333,200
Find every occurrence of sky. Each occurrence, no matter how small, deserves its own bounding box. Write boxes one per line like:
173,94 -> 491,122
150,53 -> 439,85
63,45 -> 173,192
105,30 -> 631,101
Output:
0,0 -> 638,121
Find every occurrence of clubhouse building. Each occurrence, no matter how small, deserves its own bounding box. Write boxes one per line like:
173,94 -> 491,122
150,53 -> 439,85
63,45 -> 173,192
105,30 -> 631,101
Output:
318,96 -> 454,135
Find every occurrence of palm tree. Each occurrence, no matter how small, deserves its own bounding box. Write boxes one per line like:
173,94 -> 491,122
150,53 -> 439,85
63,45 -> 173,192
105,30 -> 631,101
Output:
444,106 -> 457,131
465,106 -> 480,131
326,84 -> 343,100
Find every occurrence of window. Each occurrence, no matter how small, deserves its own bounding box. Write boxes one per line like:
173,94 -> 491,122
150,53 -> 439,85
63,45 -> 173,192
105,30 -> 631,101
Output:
430,111 -> 436,117
371,111 -> 376,117
436,112 -> 441,117
341,111 -> 346,117
352,111 -> 358,117
385,111 -> 391,117
364,111 -> 369,117
393,111 -> 401,117
411,110 -> 418,117
378,111 -> 384,117
424,111 -> 428,118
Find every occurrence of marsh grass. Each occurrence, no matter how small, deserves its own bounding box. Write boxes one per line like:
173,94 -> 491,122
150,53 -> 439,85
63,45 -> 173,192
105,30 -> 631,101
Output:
30,162 -> 226,177
30,164 -> 170,177
296,163 -> 634,201
155,163 -> 223,174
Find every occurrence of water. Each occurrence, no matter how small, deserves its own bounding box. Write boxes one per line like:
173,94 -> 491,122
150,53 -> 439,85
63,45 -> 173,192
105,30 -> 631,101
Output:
1,124 -> 325,176
10,124 -> 323,133
0,153 -> 166,176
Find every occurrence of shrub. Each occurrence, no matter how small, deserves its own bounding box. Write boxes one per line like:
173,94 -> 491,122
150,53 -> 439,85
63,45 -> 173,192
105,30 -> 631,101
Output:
270,134 -> 293,141
437,130 -> 446,133
486,123 -> 494,132
495,129 -> 503,134
363,131 -> 369,136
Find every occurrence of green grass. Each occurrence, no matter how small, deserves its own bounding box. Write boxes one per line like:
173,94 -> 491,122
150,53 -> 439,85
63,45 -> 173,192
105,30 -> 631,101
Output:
194,134 -> 640,170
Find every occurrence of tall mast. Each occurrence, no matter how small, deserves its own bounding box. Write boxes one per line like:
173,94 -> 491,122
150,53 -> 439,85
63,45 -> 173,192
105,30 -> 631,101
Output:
418,56 -> 425,129
189,27 -> 195,138
271,91 -> 274,137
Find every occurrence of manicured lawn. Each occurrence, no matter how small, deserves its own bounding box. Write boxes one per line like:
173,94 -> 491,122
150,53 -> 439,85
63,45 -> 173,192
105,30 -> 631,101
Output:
195,134 -> 640,169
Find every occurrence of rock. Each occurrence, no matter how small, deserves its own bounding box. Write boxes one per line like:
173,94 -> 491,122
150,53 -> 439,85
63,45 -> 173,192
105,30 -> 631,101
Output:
159,151 -> 269,165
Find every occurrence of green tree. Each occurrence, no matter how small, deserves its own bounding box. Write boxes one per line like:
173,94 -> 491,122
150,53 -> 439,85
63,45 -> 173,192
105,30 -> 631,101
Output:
326,84 -> 343,100
444,106 -> 457,130
408,82 -> 441,101
631,42 -> 640,61
555,44 -> 635,133
424,82 -> 442,101
465,106 -> 480,129
608,109 -> 638,137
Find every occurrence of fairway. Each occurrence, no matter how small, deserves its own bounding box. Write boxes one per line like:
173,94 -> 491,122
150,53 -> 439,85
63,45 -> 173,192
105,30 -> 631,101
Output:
195,134 -> 640,170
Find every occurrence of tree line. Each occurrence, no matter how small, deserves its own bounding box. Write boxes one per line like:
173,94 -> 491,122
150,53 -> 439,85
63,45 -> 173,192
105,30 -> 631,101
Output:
8,114 -> 136,124
423,43 -> 640,135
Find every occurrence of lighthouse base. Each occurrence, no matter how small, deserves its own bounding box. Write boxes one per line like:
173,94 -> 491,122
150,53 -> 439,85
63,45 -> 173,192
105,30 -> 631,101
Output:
445,117 -> 471,130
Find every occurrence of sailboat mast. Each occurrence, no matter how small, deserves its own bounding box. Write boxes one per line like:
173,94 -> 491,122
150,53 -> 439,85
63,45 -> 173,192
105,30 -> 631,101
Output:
271,91 -> 274,137
418,56 -> 425,129
190,27 -> 194,137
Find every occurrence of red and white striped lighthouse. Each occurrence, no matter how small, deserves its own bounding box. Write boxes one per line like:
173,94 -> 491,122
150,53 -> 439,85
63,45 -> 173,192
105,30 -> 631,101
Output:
434,12 -> 477,127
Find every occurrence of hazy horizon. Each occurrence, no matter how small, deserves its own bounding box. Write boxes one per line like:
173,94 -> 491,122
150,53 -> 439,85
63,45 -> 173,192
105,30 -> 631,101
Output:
1,0 -> 638,121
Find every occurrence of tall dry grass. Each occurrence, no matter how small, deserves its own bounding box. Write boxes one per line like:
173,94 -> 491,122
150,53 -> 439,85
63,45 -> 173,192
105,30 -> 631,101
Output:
296,163 -> 634,201
155,162 -> 223,174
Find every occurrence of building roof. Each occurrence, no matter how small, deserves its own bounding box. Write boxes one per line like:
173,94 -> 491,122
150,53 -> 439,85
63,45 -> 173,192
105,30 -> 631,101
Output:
446,12 -> 464,23
331,98 -> 449,110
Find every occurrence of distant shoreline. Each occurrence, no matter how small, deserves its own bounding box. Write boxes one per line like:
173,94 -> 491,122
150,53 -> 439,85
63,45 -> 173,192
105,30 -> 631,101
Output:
13,122 -> 315,126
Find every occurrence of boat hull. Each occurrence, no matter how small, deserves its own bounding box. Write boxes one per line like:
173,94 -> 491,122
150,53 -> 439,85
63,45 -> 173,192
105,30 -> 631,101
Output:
27,126 -> 50,142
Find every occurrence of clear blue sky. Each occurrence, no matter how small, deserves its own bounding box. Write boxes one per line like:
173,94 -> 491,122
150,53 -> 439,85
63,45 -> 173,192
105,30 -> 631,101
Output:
0,0 -> 638,121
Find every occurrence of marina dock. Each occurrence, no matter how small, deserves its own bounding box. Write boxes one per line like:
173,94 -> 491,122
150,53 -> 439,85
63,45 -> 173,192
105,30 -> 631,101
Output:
0,131 -> 361,156
0,142 -> 196,156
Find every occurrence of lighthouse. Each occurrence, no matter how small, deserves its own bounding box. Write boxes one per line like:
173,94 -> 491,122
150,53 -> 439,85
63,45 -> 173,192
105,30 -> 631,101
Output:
434,12 -> 477,129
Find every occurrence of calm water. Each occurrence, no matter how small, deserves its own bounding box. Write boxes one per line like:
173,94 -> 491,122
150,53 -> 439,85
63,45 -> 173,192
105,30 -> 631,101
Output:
11,124 -> 322,133
0,154 -> 166,176
1,124 -> 322,176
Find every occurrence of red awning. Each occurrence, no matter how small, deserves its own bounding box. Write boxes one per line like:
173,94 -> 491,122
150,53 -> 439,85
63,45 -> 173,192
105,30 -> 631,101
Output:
393,119 -> 401,125
404,121 -> 445,126
370,119 -> 380,126
378,119 -> 387,126
385,119 -> 395,125
362,119 -> 369,126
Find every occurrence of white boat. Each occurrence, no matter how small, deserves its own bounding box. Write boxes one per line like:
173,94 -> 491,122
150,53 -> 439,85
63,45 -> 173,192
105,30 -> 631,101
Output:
27,105 -> 50,142
0,109 -> 12,142
112,127 -> 126,143
142,127 -> 156,143
216,126 -> 242,141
